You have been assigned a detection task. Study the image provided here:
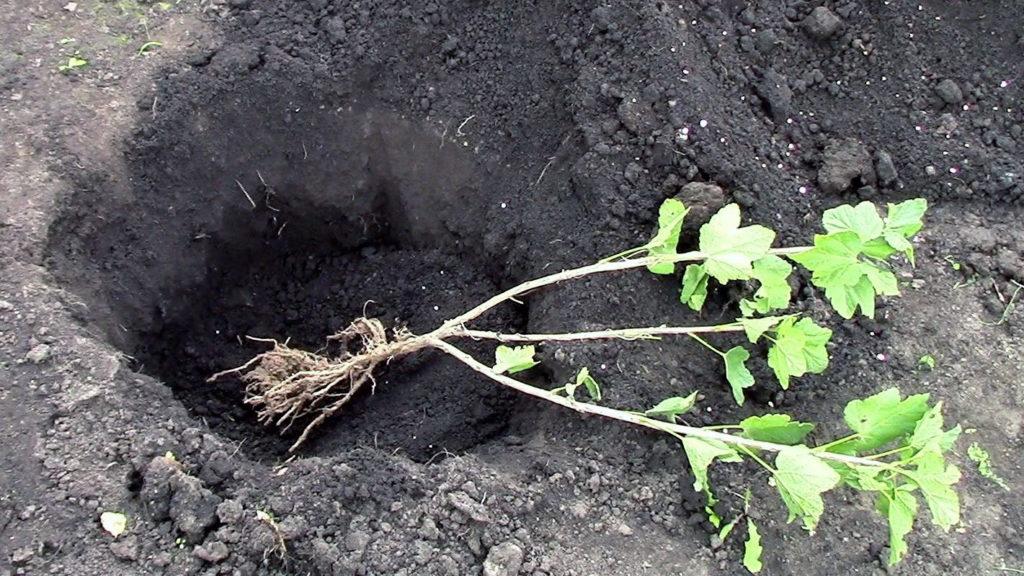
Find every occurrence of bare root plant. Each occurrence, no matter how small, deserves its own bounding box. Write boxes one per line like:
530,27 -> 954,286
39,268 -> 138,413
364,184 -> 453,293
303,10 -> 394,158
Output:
210,198 -> 984,571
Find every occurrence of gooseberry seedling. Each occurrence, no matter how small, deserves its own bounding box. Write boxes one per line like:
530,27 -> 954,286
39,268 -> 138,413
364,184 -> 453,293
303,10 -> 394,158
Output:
216,196 -> 989,571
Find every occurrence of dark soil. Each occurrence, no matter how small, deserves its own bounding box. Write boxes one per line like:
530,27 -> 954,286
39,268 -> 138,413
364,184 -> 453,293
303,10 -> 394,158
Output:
2,0 -> 1024,575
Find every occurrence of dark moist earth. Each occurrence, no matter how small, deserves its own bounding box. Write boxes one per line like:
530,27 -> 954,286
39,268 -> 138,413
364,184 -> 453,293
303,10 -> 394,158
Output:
2,1 -> 1024,575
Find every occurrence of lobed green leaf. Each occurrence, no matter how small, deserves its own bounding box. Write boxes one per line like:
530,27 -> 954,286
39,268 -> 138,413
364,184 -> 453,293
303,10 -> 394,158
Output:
493,345 -> 540,375
724,346 -> 755,405
766,317 -> 832,389
743,519 -> 763,573
682,437 -> 743,498
739,315 -> 787,343
841,388 -> 929,453
772,446 -> 841,532
575,367 -> 602,402
904,450 -> 960,530
822,202 -> 885,242
740,255 -> 794,316
645,392 -> 698,421
647,199 -> 689,274
886,487 -> 918,565
739,414 -> 814,445
699,204 -> 776,283
680,264 -> 710,310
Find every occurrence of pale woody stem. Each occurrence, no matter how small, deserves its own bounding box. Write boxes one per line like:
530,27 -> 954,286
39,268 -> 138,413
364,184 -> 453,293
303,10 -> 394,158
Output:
436,247 -> 811,332
430,339 -> 883,468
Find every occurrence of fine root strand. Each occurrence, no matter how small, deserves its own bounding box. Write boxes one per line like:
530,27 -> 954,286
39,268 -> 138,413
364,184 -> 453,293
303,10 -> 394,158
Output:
208,318 -> 429,451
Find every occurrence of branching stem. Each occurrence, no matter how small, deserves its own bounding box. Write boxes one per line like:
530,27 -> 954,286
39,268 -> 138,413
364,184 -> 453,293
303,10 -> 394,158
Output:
437,247 -> 810,331
429,339 -> 884,468
454,324 -> 745,343
218,245 -> 813,452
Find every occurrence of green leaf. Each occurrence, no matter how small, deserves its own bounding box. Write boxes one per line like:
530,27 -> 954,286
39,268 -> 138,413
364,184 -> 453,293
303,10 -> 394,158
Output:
575,367 -> 601,401
847,465 -> 892,492
741,255 -> 794,316
645,392 -> 698,421
909,403 -> 960,453
917,354 -> 936,370
59,55 -> 89,73
743,519 -> 763,573
967,442 -> 1009,490
790,232 -> 899,319
822,202 -> 885,242
718,516 -> 739,541
493,345 -> 539,375
766,317 -> 832,389
864,266 -> 900,296
138,41 -> 163,56
740,414 -> 814,445
864,199 -> 928,264
791,232 -> 864,287
739,315 -> 786,343
905,450 -> 960,530
682,437 -> 743,496
843,388 -> 930,452
647,198 -> 689,274
724,346 -> 755,405
824,274 -> 876,319
699,204 -> 776,283
680,264 -> 710,310
885,198 -> 928,238
772,446 -> 841,531
886,487 -> 918,565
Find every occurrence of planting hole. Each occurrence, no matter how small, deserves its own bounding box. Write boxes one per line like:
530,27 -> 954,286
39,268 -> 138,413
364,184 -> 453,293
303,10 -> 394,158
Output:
47,82 -> 523,462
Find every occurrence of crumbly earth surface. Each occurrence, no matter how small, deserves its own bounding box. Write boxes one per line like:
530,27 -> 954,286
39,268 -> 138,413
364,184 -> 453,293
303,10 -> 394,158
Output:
2,1 -> 1023,575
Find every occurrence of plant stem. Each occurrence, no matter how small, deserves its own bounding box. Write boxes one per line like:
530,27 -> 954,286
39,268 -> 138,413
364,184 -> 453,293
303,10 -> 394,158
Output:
430,339 -> 883,468
864,445 -> 914,461
454,323 -> 745,343
688,333 -> 725,357
436,247 -> 811,331
812,433 -> 859,453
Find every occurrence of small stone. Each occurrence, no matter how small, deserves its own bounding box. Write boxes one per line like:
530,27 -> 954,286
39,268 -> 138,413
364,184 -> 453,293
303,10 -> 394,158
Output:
110,536 -> 139,561
875,150 -> 898,187
617,523 -> 634,536
674,182 -> 726,240
447,491 -> 491,523
935,79 -> 963,105
11,546 -> 34,565
345,530 -> 371,553
26,344 -> 52,364
168,473 -> 221,544
483,542 -> 524,576
193,541 -> 230,563
623,162 -> 643,183
216,500 -> 244,524
802,6 -> 841,40
754,68 -> 793,122
818,139 -> 876,194
0,300 -> 13,311
419,518 -> 441,540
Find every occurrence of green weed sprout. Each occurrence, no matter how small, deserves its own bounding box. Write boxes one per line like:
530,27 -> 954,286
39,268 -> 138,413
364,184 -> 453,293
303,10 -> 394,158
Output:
215,197 -> 973,570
